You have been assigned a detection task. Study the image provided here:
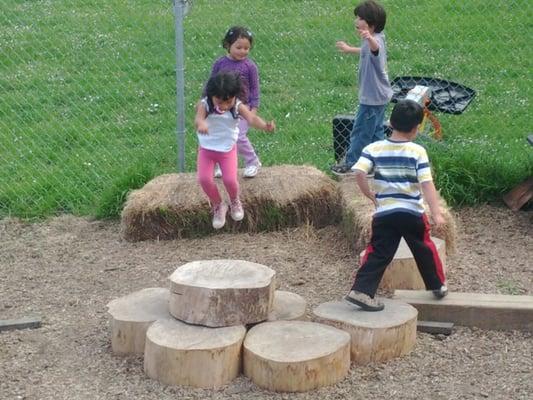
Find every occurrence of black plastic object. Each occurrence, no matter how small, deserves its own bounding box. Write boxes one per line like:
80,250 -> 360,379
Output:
390,76 -> 476,115
332,115 -> 353,162
332,115 -> 391,162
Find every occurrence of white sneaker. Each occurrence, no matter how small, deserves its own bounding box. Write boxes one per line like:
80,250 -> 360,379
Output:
214,164 -> 222,178
229,198 -> 244,221
212,202 -> 228,229
243,163 -> 261,178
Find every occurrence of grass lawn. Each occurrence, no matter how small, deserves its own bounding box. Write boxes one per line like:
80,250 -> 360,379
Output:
0,0 -> 531,218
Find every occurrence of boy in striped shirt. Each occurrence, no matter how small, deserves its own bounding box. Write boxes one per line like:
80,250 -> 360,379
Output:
345,99 -> 448,311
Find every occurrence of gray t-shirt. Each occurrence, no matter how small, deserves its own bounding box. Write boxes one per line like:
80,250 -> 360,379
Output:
358,32 -> 393,106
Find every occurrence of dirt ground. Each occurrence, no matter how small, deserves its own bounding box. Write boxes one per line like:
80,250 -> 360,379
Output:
1,205 -> 532,400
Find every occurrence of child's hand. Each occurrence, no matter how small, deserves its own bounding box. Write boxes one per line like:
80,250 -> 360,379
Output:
335,41 -> 351,53
265,121 -> 276,132
432,212 -> 446,230
358,28 -> 371,40
197,121 -> 209,134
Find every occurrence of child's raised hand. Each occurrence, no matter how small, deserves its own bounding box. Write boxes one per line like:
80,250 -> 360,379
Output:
197,120 -> 209,134
335,41 -> 350,53
265,121 -> 276,132
358,28 -> 371,40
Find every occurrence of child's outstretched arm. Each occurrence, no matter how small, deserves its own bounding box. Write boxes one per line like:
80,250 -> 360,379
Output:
335,41 -> 360,54
238,103 -> 275,132
421,181 -> 445,228
194,101 -> 209,134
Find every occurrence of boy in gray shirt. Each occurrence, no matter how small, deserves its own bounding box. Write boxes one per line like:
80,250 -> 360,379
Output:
332,0 -> 393,175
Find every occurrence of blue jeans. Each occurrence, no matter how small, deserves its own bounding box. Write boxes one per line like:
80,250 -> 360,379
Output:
345,104 -> 387,166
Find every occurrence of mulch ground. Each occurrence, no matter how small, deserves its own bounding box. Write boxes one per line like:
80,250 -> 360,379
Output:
0,204 -> 531,400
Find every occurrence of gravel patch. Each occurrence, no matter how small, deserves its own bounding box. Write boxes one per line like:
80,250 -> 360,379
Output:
0,205 -> 531,400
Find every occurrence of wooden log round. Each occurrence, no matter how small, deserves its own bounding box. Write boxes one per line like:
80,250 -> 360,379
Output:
168,259 -> 276,327
106,287 -> 169,355
367,236 -> 446,291
313,299 -> 417,365
267,290 -> 307,321
243,320 -> 351,392
144,318 -> 246,389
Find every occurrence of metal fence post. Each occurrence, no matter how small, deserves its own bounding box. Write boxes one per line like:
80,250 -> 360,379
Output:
173,0 -> 186,172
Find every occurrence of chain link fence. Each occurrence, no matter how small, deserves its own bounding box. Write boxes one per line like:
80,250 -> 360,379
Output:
1,0 -> 530,218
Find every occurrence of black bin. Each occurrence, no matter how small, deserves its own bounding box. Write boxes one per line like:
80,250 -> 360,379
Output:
332,115 -> 354,162
332,115 -> 391,162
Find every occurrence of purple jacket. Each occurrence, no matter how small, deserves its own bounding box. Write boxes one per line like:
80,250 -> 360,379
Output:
207,56 -> 260,109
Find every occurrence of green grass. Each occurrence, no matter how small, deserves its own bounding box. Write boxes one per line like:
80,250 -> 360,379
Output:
0,0 -> 531,218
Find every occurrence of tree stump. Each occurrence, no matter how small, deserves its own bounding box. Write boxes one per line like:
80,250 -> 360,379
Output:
106,287 -> 170,355
313,299 -> 417,365
243,320 -> 351,392
362,236 -> 446,291
168,260 -> 276,327
267,290 -> 307,321
144,318 -> 246,389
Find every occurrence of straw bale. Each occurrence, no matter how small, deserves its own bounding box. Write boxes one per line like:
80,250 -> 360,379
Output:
338,175 -> 457,256
121,165 -> 342,241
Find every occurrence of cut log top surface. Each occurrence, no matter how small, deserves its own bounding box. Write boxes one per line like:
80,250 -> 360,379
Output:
106,287 -> 170,321
314,299 -> 418,328
391,237 -> 445,259
244,321 -> 350,363
268,290 -> 306,321
169,260 -> 275,289
394,290 -> 533,309
147,319 -> 246,350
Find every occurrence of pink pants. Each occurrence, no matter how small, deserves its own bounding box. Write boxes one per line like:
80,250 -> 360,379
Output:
197,145 -> 239,206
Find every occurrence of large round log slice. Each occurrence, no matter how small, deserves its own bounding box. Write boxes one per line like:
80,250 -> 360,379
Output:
144,318 -> 246,389
168,259 -> 276,327
375,236 -> 446,290
243,320 -> 350,392
106,287 -> 169,355
267,290 -> 307,321
313,299 -> 417,365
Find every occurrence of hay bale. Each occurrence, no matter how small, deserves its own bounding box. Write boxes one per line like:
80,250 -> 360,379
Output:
339,175 -> 457,255
121,165 -> 342,241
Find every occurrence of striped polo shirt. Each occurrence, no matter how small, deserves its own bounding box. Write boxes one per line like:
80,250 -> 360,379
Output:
353,139 -> 433,217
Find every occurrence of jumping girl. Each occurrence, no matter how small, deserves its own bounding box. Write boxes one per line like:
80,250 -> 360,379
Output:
195,72 -> 275,229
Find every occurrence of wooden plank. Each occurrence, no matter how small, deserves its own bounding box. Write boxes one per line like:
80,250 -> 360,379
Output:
0,316 -> 42,332
417,320 -> 454,335
394,290 -> 533,332
503,177 -> 533,211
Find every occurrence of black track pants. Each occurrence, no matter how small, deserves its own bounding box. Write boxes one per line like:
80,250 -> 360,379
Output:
352,212 -> 446,297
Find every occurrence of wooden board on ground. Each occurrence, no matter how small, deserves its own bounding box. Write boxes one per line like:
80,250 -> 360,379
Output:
243,320 -> 350,392
394,290 -> 533,332
313,299 -> 417,365
417,320 -> 454,335
144,318 -> 246,389
503,177 -> 533,211
168,260 -> 276,327
0,316 -> 41,332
